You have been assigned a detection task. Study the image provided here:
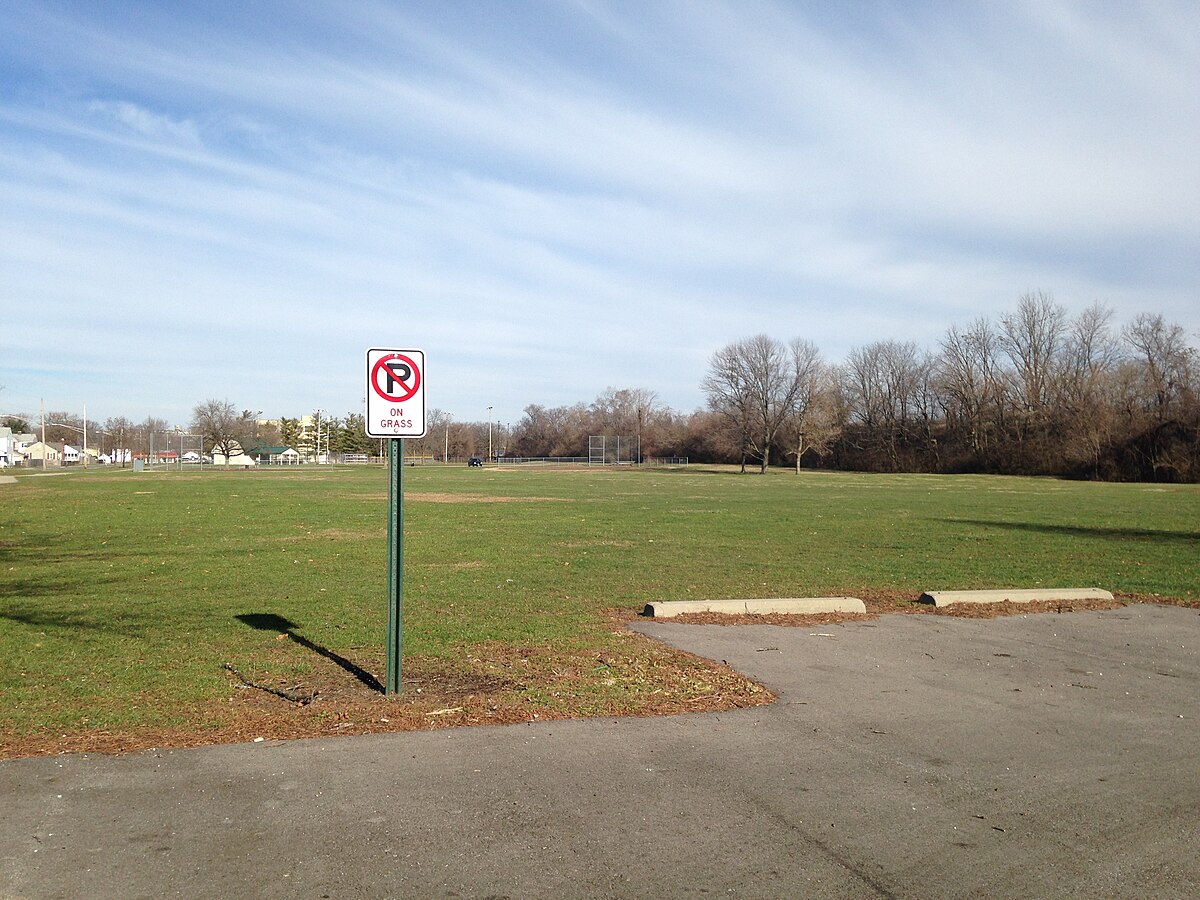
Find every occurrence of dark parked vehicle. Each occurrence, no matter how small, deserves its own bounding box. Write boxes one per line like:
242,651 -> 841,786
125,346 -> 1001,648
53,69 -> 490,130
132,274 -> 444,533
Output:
468,457 -> 483,467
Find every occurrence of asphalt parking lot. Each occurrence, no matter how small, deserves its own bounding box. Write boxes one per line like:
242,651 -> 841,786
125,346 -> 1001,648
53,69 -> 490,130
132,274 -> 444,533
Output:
2,604 -> 1197,899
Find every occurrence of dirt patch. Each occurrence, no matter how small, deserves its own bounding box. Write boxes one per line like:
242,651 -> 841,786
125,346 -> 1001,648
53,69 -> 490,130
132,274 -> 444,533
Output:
0,629 -> 771,760
417,560 -> 486,571
558,539 -> 636,549
354,492 -> 569,502
410,492 -> 572,504
276,527 -> 384,541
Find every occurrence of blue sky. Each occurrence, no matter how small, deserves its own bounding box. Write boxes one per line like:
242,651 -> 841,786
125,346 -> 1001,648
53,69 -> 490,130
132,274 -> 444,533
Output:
2,1 -> 1197,429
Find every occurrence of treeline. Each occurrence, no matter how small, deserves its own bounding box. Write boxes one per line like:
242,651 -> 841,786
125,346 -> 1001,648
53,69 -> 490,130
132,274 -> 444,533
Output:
15,293 -> 1194,481
506,293 -> 1199,482
825,295 -> 1199,481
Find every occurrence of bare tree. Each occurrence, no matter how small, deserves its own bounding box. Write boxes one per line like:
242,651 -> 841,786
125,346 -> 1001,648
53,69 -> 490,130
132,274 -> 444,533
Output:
938,318 -> 1006,454
512,405 -> 557,457
590,387 -> 658,462
403,407 -> 450,460
999,291 -> 1067,418
1123,313 -> 1194,422
425,408 -> 453,461
843,340 -> 928,467
42,411 -> 83,445
994,291 -> 1068,469
703,335 -> 822,473
790,362 -> 839,471
1057,303 -> 1122,471
103,416 -> 134,466
519,403 -> 592,458
192,399 -> 252,465
702,341 -> 756,471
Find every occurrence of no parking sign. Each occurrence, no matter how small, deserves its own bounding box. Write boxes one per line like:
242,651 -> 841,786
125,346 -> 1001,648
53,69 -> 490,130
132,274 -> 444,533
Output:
366,349 -> 426,438
364,347 -> 427,694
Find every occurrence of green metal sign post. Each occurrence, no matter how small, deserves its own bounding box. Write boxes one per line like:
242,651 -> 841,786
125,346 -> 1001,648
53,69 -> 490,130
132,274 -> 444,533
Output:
385,437 -> 404,694
365,347 -> 426,696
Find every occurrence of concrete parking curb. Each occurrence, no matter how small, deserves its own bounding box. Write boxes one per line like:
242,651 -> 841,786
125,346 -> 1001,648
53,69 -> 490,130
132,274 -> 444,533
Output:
919,587 -> 1115,607
643,597 -> 867,617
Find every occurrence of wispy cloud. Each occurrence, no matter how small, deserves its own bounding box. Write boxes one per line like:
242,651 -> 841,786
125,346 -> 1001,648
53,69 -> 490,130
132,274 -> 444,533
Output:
1,0 -> 1196,425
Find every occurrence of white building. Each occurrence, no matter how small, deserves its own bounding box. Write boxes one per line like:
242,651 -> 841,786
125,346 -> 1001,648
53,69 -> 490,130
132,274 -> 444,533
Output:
212,441 -> 257,466
0,427 -> 14,467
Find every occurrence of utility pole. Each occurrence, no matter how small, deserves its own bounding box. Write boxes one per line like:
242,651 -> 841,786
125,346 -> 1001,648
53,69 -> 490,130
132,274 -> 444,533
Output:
315,410 -> 322,464
487,405 -> 493,463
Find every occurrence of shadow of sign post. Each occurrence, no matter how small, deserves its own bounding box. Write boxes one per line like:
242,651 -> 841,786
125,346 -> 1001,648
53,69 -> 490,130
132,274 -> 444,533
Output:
235,613 -> 384,693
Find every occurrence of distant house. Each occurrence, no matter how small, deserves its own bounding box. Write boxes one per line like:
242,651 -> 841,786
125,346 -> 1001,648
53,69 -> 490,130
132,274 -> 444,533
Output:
1,429 -> 37,466
22,441 -> 61,466
0,427 -> 15,467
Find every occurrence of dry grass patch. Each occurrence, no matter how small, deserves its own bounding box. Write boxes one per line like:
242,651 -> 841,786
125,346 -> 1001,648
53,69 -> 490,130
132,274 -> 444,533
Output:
411,492 -> 572,504
557,539 -> 635,549
0,628 -> 771,760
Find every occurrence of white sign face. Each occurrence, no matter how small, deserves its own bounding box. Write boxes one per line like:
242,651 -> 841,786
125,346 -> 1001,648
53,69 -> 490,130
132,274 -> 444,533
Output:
366,348 -> 427,437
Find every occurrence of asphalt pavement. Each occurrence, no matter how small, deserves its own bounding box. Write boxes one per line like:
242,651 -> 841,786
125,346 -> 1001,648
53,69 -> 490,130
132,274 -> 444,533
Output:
2,604 -> 1197,899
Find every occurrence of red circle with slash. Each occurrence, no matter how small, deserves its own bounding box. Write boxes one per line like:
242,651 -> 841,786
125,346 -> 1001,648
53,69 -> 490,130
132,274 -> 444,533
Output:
370,353 -> 421,403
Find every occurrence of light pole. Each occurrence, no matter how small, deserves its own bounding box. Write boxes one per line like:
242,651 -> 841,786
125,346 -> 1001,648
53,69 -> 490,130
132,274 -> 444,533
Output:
636,404 -> 643,466
487,406 -> 493,464
315,409 -> 323,464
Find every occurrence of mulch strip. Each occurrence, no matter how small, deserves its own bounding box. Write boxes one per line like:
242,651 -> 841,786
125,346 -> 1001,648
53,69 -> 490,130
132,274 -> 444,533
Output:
653,590 -> 1198,626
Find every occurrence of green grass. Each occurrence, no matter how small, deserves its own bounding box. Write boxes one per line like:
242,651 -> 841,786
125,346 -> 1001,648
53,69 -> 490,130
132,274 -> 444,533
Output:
1,464 -> 1197,736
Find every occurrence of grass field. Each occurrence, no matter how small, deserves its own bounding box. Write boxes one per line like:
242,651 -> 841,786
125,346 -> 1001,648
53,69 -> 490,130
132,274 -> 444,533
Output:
1,464 -> 1197,756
